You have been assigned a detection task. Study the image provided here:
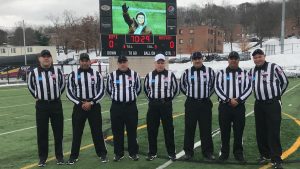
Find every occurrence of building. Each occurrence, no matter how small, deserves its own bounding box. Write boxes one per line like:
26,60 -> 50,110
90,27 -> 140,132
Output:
0,46 -> 57,66
177,25 -> 224,55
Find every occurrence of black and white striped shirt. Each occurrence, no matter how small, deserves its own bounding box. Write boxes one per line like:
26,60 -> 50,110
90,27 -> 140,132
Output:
215,67 -> 252,103
106,69 -> 141,102
27,66 -> 65,100
144,69 -> 178,99
249,62 -> 289,101
67,67 -> 105,105
180,66 -> 215,99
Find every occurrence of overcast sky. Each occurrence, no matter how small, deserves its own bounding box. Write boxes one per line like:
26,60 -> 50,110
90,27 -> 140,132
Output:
0,0 -> 277,28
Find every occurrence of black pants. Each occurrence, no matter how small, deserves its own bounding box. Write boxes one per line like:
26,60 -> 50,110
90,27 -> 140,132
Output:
35,100 -> 64,161
254,100 -> 282,163
218,103 -> 245,157
184,98 -> 214,156
70,103 -> 107,159
147,100 -> 175,156
110,101 -> 139,156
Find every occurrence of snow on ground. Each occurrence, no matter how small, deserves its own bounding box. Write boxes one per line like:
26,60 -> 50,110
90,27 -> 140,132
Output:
55,37 -> 300,78
171,37 -> 300,78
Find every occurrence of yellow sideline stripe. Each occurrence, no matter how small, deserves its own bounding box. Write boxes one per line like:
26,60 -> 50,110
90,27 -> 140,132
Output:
20,113 -> 184,169
259,112 -> 300,169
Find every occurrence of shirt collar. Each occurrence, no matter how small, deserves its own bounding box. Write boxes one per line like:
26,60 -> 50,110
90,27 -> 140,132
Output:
153,69 -> 168,76
38,65 -> 54,72
226,67 -> 242,73
117,68 -> 131,76
191,65 -> 206,72
255,61 -> 268,70
78,67 -> 92,73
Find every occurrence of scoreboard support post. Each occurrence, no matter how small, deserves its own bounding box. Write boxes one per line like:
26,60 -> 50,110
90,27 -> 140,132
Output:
108,56 -> 169,77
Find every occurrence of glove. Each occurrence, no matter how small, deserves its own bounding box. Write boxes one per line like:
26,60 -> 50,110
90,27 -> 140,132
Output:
122,3 -> 129,13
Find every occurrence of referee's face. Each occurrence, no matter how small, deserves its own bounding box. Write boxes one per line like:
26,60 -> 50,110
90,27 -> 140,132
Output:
39,55 -> 52,68
155,59 -> 165,72
79,59 -> 91,70
228,58 -> 239,69
192,57 -> 203,68
117,61 -> 129,71
253,54 -> 266,67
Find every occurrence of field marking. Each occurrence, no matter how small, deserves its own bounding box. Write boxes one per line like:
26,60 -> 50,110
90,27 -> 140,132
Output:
20,113 -> 185,169
15,115 -> 31,119
259,112 -> 300,169
156,82 -> 300,169
0,103 -> 34,109
0,114 -> 9,117
156,110 -> 254,169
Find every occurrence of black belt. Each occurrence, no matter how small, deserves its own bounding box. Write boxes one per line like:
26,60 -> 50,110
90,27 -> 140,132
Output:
149,98 -> 172,103
112,100 -> 136,105
187,97 -> 209,102
37,99 -> 60,103
256,97 -> 279,104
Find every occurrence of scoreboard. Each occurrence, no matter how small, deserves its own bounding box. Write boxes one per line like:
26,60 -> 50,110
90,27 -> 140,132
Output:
100,0 -> 177,56
101,34 -> 176,56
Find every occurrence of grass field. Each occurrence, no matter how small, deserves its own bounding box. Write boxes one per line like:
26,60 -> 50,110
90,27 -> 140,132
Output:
112,0 -> 166,35
0,78 -> 299,169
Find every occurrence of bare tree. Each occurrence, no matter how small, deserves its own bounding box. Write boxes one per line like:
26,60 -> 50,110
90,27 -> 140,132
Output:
0,29 -> 8,45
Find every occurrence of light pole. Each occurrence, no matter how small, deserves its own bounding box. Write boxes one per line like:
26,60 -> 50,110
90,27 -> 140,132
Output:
280,0 -> 285,54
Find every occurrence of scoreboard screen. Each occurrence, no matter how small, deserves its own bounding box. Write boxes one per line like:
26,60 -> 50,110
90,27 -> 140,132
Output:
100,0 -> 177,56
101,34 -> 176,56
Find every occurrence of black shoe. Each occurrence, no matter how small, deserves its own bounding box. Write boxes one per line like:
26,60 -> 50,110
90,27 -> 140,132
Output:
38,160 -> 46,167
113,155 -> 124,162
56,158 -> 65,165
100,155 -> 109,163
257,156 -> 270,165
129,154 -> 139,161
218,153 -> 228,162
234,154 -> 246,164
183,154 -> 193,161
146,154 -> 157,161
272,162 -> 283,169
168,155 -> 176,161
66,158 -> 78,165
204,153 -> 216,161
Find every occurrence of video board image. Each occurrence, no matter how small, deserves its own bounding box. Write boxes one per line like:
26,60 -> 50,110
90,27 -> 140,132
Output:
112,0 -> 166,35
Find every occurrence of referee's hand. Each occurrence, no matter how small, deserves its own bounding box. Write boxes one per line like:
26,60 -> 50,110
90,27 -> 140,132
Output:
82,101 -> 92,111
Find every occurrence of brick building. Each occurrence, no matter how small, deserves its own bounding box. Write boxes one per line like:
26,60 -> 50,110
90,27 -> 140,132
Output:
177,25 -> 224,55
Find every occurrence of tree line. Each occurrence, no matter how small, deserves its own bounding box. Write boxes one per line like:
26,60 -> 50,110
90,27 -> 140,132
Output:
0,0 -> 299,53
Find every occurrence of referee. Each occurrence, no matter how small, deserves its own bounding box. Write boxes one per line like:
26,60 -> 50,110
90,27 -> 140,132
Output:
106,55 -> 141,161
66,53 -> 108,164
180,51 -> 215,161
27,50 -> 65,167
215,51 -> 252,163
249,49 -> 288,169
144,54 -> 178,161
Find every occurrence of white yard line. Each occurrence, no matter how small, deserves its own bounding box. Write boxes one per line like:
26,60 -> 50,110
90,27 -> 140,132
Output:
156,82 -> 300,169
156,111 -> 254,169
14,115 -> 31,119
0,114 -> 9,117
0,103 -> 34,109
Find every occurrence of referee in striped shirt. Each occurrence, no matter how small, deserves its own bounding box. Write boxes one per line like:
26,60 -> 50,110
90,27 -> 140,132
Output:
180,51 -> 216,161
66,53 -> 107,164
27,50 -> 65,167
249,49 -> 288,169
144,54 -> 178,161
106,55 -> 141,161
215,51 -> 252,163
